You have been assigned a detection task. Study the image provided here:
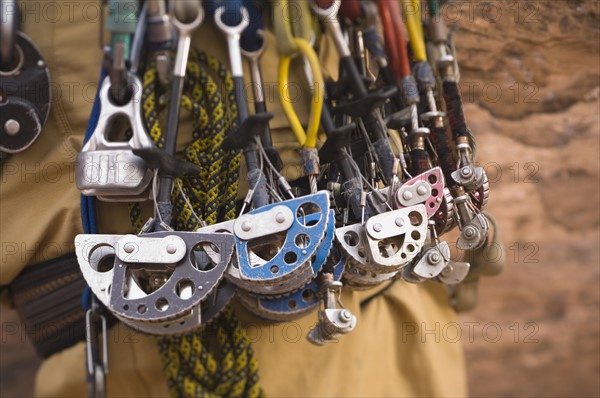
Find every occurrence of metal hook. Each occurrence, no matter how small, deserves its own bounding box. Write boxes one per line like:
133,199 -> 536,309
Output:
169,0 -> 204,78
0,0 -> 17,69
214,6 -> 250,78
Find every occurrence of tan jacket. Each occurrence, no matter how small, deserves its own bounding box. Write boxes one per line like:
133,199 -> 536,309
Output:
1,1 -> 467,396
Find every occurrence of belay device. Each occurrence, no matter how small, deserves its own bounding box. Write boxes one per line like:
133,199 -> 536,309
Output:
0,0 -> 51,154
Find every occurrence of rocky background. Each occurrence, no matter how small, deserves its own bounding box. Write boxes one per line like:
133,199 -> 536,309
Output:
453,0 -> 599,396
1,0 -> 599,396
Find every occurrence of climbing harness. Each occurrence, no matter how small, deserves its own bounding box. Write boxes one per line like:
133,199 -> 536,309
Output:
71,0 -> 500,396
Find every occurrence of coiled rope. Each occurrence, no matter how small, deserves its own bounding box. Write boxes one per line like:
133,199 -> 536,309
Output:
129,49 -> 265,398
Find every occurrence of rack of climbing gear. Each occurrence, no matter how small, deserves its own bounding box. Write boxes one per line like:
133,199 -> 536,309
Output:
74,0 -> 493,372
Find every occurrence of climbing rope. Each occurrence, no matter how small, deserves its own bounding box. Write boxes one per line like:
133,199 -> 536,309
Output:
128,49 -> 264,398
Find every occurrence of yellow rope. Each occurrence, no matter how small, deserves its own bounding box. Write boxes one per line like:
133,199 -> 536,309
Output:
129,49 -> 265,397
278,37 -> 324,149
403,0 -> 428,62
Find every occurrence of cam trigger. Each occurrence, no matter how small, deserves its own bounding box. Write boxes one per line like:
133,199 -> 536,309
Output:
222,112 -> 274,150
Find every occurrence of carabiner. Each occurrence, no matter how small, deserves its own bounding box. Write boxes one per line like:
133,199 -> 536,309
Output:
278,38 -> 324,149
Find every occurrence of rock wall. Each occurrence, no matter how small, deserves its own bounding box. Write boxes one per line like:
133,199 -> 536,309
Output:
450,1 -> 600,396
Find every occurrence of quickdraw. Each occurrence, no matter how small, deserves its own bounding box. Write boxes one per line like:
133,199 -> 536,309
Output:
72,1 -> 496,394
278,36 -> 324,192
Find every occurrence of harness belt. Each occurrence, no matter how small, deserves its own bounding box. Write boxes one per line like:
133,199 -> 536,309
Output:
8,254 -> 108,358
6,250 -> 389,362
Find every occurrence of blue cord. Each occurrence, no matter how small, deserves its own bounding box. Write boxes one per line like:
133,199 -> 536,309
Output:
223,0 -> 243,26
80,69 -> 106,235
363,27 -> 387,59
82,285 -> 92,311
205,0 -> 264,51
240,0 -> 265,52
205,0 -> 242,26
80,69 -> 105,311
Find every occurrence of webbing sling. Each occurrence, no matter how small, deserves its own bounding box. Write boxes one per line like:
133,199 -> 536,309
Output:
128,49 -> 264,397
